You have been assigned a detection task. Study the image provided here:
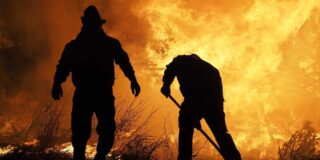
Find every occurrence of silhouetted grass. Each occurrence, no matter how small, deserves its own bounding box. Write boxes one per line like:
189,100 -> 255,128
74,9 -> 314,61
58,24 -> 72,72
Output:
0,145 -> 72,160
1,98 -> 170,160
278,121 -> 320,160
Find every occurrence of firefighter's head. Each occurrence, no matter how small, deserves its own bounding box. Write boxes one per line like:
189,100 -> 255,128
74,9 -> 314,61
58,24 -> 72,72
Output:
81,5 -> 106,29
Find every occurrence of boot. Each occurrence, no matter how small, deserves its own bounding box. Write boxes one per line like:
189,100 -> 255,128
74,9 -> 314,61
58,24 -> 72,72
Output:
93,153 -> 106,160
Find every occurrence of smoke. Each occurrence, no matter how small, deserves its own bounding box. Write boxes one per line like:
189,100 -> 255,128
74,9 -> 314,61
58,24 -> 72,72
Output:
0,1 -> 53,132
0,30 -> 14,49
0,0 -> 151,136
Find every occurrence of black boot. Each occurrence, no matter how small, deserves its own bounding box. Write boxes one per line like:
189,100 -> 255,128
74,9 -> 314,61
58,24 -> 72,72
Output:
93,153 -> 106,160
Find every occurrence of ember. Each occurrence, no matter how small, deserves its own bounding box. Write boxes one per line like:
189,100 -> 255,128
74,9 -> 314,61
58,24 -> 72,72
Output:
24,139 -> 39,147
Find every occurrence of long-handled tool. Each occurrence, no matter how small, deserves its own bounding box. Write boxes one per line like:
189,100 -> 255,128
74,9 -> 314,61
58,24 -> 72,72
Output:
168,95 -> 226,159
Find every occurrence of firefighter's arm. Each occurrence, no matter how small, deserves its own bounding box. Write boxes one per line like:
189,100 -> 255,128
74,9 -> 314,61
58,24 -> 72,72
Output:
114,40 -> 140,96
161,56 -> 181,97
52,43 -> 72,100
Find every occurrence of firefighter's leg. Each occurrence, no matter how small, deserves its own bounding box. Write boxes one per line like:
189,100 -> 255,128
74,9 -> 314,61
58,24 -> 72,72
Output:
204,111 -> 241,160
71,99 -> 93,160
178,110 -> 195,160
94,97 -> 116,160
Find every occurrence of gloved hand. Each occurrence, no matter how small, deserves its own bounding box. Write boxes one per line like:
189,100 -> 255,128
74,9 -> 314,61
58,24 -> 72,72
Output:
161,85 -> 170,98
51,84 -> 63,100
193,120 -> 201,130
131,80 -> 140,97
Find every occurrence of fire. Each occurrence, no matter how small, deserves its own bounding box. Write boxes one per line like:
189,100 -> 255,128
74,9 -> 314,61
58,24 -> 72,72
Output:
55,142 -> 121,159
0,142 -> 120,159
24,139 -> 39,147
0,0 -> 319,159
56,142 -> 97,159
0,145 -> 16,156
131,0 -> 320,157
58,142 -> 73,156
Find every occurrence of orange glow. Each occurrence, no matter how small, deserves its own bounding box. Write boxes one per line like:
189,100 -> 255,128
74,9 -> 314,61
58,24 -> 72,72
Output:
132,0 -> 320,157
24,139 -> 39,147
0,0 -> 319,159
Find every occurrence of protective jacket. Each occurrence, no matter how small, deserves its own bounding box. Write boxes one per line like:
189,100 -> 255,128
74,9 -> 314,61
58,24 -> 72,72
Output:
54,28 -> 136,92
163,54 -> 224,103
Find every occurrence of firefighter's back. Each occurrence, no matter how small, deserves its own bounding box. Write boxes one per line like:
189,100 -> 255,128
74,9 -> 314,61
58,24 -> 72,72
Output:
176,54 -> 223,101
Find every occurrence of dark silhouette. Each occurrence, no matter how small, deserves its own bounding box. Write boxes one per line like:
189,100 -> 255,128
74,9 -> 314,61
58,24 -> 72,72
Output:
161,54 -> 241,160
51,5 -> 140,160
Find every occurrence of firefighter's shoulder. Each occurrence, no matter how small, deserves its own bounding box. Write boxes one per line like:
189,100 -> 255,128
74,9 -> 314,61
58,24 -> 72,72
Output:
64,40 -> 78,49
172,55 -> 189,62
104,35 -> 121,45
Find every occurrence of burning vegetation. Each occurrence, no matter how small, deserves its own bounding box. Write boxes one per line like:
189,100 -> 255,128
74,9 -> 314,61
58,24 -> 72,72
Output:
1,110 -> 320,160
278,121 -> 320,160
0,99 -> 170,160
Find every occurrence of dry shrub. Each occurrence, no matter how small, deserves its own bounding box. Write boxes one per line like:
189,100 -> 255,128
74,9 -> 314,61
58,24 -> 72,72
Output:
278,121 -> 320,160
2,98 -> 170,160
113,98 -> 168,160
90,97 -> 170,160
23,101 -> 65,149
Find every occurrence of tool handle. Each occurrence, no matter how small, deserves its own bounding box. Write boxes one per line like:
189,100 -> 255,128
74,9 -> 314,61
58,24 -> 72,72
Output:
168,94 -> 226,159
168,95 -> 181,108
199,128 -> 224,157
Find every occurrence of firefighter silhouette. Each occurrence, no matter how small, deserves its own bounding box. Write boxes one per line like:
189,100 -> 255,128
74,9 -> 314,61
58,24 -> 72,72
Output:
51,5 -> 140,160
161,54 -> 241,160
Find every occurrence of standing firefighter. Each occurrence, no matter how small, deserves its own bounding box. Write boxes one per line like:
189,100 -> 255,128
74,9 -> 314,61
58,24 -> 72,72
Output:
51,5 -> 140,160
161,54 -> 241,160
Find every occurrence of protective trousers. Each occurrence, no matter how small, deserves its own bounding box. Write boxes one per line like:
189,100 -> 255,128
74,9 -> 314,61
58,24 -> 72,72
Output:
71,89 -> 116,160
178,100 -> 241,160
